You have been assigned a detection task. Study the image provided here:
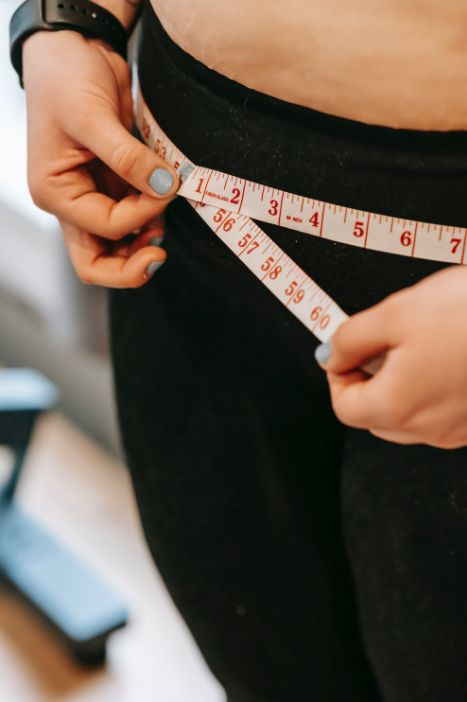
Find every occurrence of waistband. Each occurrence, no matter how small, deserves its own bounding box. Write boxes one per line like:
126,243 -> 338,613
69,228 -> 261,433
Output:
137,1 -> 467,236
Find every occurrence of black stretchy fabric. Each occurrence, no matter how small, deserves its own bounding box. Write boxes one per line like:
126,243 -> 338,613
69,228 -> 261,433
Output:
108,4 -> 467,701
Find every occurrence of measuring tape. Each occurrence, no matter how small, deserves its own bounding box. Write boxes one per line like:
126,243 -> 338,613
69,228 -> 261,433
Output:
135,84 -> 466,373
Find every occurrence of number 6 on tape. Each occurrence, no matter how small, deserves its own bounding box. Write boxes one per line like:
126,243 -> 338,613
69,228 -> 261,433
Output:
134,85 -> 453,376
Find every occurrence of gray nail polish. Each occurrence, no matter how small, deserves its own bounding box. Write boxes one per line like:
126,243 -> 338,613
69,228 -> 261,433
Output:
314,341 -> 332,365
178,161 -> 195,182
149,167 -> 174,195
150,236 -> 164,247
145,260 -> 164,277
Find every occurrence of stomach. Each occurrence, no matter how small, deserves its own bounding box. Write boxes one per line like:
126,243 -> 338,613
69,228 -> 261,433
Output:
150,0 -> 467,131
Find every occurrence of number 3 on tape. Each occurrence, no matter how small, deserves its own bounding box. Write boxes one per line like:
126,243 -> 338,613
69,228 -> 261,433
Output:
135,84 -> 466,355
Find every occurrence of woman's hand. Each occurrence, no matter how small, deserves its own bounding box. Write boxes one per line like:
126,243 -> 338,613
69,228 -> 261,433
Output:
22,29 -> 180,288
316,265 -> 467,449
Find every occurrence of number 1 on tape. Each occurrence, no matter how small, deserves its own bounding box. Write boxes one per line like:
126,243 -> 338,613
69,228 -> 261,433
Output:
135,88 -> 348,343
135,82 -> 461,375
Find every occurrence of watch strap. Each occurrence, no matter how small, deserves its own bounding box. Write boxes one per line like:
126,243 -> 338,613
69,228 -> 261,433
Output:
10,0 -> 128,85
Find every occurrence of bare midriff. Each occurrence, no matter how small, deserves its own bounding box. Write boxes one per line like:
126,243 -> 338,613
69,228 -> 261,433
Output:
150,0 -> 467,131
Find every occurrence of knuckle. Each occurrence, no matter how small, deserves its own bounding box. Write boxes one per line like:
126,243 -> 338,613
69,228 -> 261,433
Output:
110,141 -> 139,179
103,220 -> 129,241
435,438 -> 456,450
432,427 -> 463,450
334,406 -> 353,427
369,428 -> 388,442
75,267 -> 93,285
330,398 -> 357,428
28,174 -> 51,212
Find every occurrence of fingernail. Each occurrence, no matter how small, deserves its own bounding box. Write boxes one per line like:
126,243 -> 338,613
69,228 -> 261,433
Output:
150,235 -> 164,247
149,167 -> 175,195
145,260 -> 164,276
314,341 -> 332,366
178,162 -> 195,182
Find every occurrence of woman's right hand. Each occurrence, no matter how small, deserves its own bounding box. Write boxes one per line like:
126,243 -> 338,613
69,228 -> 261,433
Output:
22,28 -> 180,288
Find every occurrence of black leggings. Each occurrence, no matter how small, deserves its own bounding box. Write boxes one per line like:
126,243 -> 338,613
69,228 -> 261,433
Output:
108,4 -> 467,701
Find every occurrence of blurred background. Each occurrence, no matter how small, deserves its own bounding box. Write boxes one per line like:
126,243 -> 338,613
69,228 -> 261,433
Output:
0,2 -> 223,700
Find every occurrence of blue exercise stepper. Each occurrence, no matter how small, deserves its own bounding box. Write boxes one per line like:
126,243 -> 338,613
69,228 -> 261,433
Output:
0,367 -> 128,665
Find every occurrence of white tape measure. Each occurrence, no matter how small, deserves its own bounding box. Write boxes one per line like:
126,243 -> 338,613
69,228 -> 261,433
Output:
135,85 -> 466,373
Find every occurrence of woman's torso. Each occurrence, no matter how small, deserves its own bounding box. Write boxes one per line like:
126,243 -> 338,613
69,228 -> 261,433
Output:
150,0 -> 467,131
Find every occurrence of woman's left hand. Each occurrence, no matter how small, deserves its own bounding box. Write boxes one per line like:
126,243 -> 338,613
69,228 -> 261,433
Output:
316,265 -> 467,448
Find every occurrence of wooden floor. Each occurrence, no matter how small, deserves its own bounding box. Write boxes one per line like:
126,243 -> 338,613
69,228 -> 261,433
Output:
0,411 -> 224,702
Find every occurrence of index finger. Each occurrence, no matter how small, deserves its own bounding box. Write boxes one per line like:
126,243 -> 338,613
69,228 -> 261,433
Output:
28,122 -> 175,238
66,106 -> 180,201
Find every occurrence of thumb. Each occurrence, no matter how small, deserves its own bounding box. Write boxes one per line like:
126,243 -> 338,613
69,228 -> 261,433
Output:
73,108 -> 180,199
314,302 -> 395,374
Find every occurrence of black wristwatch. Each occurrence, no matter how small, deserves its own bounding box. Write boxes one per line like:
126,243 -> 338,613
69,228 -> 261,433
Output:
9,0 -> 128,87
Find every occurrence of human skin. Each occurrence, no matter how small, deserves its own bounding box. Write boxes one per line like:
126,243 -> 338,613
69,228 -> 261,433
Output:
153,0 -> 467,131
21,1 -> 467,447
23,21 -> 179,288
316,265 -> 467,449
